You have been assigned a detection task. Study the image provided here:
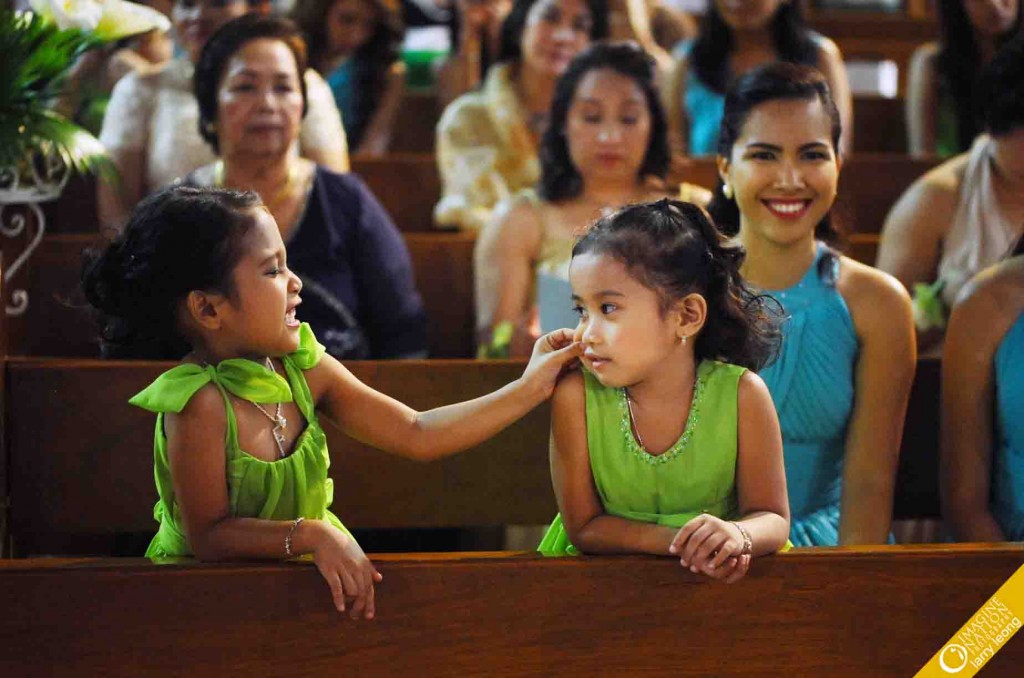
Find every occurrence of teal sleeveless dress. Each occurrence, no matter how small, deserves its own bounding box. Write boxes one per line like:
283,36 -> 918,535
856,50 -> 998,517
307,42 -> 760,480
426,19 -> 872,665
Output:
130,324 -> 351,557
673,40 -> 724,158
992,312 -> 1024,539
758,245 -> 881,547
539,360 -> 746,555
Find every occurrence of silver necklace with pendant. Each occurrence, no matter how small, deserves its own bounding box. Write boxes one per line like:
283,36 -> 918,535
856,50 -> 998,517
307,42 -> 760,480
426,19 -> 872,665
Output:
250,358 -> 289,459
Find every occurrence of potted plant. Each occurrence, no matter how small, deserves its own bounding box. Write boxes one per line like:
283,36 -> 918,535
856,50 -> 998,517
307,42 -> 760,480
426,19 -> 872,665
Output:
0,0 -> 168,314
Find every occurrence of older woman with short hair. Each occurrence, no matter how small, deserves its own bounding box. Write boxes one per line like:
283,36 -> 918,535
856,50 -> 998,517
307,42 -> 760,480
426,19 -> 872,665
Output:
184,14 -> 426,360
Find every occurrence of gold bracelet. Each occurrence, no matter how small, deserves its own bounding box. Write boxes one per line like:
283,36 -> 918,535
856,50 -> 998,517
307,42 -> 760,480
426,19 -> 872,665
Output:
284,517 -> 304,557
732,521 -> 753,555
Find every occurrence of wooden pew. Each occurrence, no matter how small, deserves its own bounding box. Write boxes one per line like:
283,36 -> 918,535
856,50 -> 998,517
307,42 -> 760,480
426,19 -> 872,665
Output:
853,96 -> 907,154
2,545 -> 1023,676
809,13 -> 937,96
4,232 -> 477,359
3,358 -> 552,555
40,153 -> 940,237
3,356 -> 940,556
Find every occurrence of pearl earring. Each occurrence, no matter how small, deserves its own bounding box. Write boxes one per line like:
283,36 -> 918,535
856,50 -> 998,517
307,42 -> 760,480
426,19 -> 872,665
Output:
680,335 -> 688,345
722,184 -> 733,199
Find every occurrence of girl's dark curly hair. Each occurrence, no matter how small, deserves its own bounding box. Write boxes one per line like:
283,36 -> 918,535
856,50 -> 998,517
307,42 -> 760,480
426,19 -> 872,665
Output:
572,198 -> 781,371
497,0 -> 609,65
81,186 -> 263,359
691,2 -> 818,95
291,0 -> 403,147
539,41 -> 670,202
936,0 -> 1023,153
195,14 -> 310,154
707,61 -> 842,247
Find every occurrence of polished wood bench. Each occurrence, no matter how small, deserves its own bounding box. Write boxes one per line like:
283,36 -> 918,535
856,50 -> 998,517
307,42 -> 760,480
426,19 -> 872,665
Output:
2,355 -> 939,556
2,231 -> 476,358
1,545 -> 1022,677
42,154 -> 939,237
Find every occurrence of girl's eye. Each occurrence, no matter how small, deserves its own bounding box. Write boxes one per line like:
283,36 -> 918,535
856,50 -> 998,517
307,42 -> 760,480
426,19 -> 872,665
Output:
232,83 -> 256,92
620,116 -> 638,125
749,151 -> 775,161
600,303 -> 616,314
572,16 -> 592,32
571,305 -> 585,318
582,114 -> 601,124
266,267 -> 282,276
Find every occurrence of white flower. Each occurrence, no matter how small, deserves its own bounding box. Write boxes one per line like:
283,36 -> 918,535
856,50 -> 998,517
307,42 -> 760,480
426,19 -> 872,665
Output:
28,0 -> 104,32
94,0 -> 171,41
28,0 -> 170,40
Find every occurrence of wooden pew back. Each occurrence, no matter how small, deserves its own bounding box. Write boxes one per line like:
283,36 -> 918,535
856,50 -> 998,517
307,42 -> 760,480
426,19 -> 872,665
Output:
4,356 -> 939,555
4,358 -> 553,555
5,232 -> 476,358
2,546 -> 1023,676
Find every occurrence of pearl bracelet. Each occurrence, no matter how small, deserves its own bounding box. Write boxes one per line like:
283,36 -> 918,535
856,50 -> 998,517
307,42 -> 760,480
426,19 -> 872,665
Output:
732,521 -> 753,556
284,517 -> 304,558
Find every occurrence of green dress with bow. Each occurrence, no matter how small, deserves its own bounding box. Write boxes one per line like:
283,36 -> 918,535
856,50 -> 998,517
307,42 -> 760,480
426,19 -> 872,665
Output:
130,324 -> 351,557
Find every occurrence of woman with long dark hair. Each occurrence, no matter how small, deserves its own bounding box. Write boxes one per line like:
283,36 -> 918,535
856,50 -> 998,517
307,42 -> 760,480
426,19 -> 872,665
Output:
906,0 -> 1022,158
474,42 -> 710,356
434,0 -> 609,231
664,0 -> 852,158
291,0 -> 405,156
711,62 -> 915,546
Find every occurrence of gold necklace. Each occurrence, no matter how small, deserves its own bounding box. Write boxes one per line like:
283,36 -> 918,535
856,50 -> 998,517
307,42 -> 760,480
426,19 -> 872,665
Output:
213,159 -> 301,211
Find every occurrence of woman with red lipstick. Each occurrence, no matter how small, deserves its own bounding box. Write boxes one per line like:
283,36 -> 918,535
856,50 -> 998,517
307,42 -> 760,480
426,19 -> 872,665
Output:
664,0 -> 852,158
97,0 -> 349,229
435,0 -> 609,231
184,15 -> 426,359
82,185 -> 584,619
474,42 -> 711,357
710,63 -> 915,547
538,199 -> 790,582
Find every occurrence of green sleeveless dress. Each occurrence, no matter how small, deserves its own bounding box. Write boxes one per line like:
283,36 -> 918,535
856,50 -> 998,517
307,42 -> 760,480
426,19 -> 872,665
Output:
539,360 -> 745,555
130,323 -> 351,557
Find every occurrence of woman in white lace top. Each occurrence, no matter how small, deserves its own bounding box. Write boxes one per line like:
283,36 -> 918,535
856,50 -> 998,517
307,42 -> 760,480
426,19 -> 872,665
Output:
97,0 -> 349,228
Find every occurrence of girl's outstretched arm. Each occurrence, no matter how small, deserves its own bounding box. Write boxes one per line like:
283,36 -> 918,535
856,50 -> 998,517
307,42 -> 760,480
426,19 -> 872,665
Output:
548,372 -> 683,555
165,385 -> 380,618
309,329 -> 583,461
671,372 -> 790,582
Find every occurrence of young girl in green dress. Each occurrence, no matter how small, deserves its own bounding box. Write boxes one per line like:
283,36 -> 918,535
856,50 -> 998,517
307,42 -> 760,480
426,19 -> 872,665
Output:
82,186 -> 582,619
539,199 -> 790,582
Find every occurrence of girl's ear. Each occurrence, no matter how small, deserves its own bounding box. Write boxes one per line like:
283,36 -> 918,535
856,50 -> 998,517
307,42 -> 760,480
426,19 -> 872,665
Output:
185,289 -> 227,331
674,292 -> 707,341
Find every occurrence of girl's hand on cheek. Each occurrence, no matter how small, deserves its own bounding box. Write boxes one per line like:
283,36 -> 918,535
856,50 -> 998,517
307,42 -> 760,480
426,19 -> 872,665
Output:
311,523 -> 383,620
669,514 -> 747,582
521,328 -> 584,399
